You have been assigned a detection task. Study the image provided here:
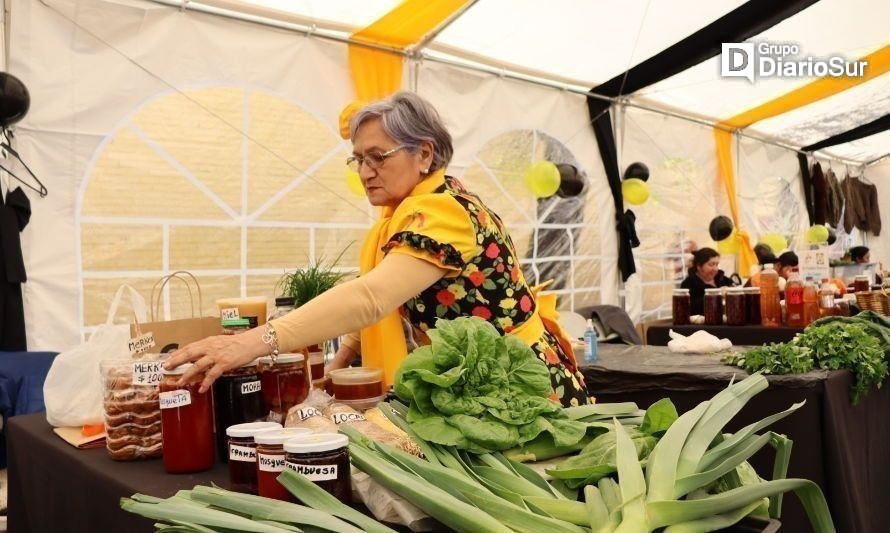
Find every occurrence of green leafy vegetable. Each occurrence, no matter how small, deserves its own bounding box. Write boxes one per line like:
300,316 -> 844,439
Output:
394,317 -> 587,452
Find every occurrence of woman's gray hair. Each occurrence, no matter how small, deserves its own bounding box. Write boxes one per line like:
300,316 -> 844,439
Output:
349,91 -> 453,173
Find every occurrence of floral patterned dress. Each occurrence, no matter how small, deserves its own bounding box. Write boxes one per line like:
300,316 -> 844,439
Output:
381,175 -> 590,407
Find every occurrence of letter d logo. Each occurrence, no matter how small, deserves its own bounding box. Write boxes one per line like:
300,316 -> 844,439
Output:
721,43 -> 755,82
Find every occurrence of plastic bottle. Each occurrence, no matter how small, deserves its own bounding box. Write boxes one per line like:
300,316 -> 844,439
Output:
784,272 -> 805,328
583,319 -> 598,363
759,264 -> 781,328
803,276 -> 820,326
819,278 -> 836,318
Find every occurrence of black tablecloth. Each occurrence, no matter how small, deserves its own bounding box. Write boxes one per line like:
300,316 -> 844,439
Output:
646,325 -> 803,346
8,413 -> 230,533
581,344 -> 890,533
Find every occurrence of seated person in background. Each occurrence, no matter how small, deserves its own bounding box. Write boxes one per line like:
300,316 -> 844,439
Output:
850,246 -> 870,263
745,244 -> 778,287
680,247 -> 737,315
747,250 -> 798,291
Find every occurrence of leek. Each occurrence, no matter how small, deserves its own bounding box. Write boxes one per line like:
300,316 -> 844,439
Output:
120,498 -> 295,532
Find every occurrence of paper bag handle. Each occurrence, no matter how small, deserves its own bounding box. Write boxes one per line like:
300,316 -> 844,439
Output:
151,271 -> 204,321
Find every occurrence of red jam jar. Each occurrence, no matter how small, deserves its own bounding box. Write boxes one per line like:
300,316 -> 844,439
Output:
308,351 -> 325,381
255,428 -> 313,501
725,287 -> 746,326
704,288 -> 724,326
284,433 -> 351,504
259,354 -> 309,424
226,421 -> 281,494
159,364 -> 214,474
672,288 -> 691,325
744,287 -> 761,325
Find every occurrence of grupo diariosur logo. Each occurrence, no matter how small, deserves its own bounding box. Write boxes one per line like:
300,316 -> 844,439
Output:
721,42 -> 868,82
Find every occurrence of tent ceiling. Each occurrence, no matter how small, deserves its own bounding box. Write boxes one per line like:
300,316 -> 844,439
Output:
227,0 -> 889,162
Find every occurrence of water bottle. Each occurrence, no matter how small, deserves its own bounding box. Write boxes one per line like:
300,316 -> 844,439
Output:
583,319 -> 598,363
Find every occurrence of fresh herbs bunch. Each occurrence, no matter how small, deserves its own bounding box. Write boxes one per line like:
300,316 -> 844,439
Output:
276,245 -> 353,307
723,343 -> 815,375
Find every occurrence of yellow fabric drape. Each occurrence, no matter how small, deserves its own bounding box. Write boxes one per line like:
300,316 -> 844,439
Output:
359,170 -> 448,388
714,44 -> 890,276
348,0 -> 470,101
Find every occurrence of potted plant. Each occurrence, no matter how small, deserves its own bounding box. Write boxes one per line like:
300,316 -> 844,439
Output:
274,245 -> 353,354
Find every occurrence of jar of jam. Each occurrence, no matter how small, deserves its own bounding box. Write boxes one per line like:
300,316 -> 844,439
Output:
213,360 -> 266,461
259,354 -> 309,424
672,288 -> 691,325
744,287 -> 761,325
255,428 -> 312,501
284,433 -> 351,504
329,368 -> 384,410
703,288 -> 724,326
226,421 -> 281,493
159,364 -> 215,474
854,275 -> 870,293
308,351 -> 325,381
725,288 -> 746,326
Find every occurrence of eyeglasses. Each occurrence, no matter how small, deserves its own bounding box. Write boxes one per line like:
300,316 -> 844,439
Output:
346,145 -> 405,172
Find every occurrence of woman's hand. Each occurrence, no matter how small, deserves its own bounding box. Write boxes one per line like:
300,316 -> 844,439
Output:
164,331 -> 265,393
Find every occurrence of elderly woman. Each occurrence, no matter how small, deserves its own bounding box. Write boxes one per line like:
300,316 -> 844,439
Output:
680,247 -> 737,315
165,91 -> 589,407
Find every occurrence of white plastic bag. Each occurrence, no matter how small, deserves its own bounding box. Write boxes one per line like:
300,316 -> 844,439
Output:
44,285 -> 147,427
667,329 -> 732,354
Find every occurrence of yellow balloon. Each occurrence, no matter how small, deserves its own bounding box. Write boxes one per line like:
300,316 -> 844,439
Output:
622,178 -> 650,205
761,232 -> 788,254
523,161 -> 561,198
345,169 -> 365,197
807,224 -> 829,244
716,229 -> 740,254
339,100 -> 366,140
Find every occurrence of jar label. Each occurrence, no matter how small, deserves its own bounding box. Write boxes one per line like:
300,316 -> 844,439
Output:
258,453 -> 286,472
331,412 -> 366,424
286,462 -> 338,481
132,360 -> 164,387
230,444 -> 256,462
221,307 -> 240,320
159,389 -> 191,409
241,380 -> 262,394
128,332 -> 156,355
293,407 -> 322,421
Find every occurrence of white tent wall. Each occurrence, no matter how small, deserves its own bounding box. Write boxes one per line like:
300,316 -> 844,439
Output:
618,106 -> 723,322
737,136 -> 809,256
414,59 -> 617,310
11,0 -> 359,350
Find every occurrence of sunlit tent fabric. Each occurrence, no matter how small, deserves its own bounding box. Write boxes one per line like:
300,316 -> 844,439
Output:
7,0 -> 890,352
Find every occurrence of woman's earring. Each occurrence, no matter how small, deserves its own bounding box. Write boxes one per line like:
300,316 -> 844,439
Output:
423,168 -> 430,174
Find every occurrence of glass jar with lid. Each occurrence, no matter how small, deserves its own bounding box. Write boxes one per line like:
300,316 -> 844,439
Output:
159,363 -> 215,474
226,421 -> 281,494
255,427 -> 312,501
703,288 -> 724,326
213,359 -> 265,461
268,297 -> 295,321
284,433 -> 351,504
259,353 -> 309,424
672,288 -> 691,325
725,287 -> 746,326
328,367 -> 384,410
221,318 -> 251,335
744,287 -> 761,325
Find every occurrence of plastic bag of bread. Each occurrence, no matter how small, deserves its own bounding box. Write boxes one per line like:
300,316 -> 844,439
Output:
100,354 -> 166,461
284,388 -> 336,431
325,403 -> 422,457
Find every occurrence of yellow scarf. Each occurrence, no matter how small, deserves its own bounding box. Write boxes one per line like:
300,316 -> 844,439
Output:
359,170 -> 447,388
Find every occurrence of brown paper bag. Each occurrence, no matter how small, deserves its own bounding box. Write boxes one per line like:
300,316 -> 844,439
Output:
130,271 -> 221,353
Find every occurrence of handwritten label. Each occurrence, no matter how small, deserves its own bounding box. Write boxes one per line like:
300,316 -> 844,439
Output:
241,380 -> 262,395
132,360 -> 164,386
331,412 -> 366,424
292,407 -> 322,421
159,390 -> 191,409
286,462 -> 338,481
258,453 -> 287,472
220,307 -> 240,320
229,444 -> 256,462
128,332 -> 156,355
